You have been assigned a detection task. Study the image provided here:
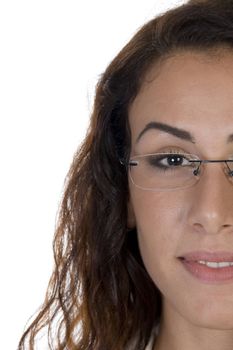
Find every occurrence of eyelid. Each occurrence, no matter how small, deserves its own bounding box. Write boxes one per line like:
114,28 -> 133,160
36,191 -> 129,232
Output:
134,145 -> 233,161
159,149 -> 233,161
157,147 -> 194,155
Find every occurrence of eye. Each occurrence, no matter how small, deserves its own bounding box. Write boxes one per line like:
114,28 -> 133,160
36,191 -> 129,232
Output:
148,153 -> 191,170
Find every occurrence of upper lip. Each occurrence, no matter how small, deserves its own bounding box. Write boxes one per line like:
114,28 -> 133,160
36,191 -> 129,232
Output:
179,250 -> 233,262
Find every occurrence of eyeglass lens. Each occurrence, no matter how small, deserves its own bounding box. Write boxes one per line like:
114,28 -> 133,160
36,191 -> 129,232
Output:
129,153 -> 233,191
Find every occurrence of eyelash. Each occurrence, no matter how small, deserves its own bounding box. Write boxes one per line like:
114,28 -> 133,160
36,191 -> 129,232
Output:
158,147 -> 187,154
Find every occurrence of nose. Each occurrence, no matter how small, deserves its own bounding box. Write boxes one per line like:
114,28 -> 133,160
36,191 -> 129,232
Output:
187,163 -> 233,235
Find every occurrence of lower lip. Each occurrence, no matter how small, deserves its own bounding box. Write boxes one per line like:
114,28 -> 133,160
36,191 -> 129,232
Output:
180,259 -> 233,284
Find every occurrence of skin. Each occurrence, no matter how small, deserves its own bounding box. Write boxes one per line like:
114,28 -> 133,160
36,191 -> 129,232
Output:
127,50 -> 233,350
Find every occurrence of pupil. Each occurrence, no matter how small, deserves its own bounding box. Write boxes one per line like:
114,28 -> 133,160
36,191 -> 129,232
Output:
168,155 -> 183,166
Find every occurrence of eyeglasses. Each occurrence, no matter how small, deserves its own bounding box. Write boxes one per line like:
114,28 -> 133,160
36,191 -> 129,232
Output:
120,152 -> 233,191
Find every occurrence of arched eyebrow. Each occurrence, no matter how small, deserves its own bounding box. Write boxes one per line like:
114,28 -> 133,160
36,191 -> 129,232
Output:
136,121 -> 233,144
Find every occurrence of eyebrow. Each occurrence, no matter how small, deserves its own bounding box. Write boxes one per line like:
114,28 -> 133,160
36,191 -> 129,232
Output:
136,121 -> 233,144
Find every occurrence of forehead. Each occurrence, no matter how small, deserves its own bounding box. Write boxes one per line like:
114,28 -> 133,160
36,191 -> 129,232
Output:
128,50 -> 233,149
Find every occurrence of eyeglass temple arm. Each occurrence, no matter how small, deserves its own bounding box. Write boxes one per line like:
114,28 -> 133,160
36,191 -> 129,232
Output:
119,158 -> 233,176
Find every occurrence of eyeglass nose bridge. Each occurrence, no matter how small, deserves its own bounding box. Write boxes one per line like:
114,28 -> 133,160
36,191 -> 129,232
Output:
192,159 -> 233,178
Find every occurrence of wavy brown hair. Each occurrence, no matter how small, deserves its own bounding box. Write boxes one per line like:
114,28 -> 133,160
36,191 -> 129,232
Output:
18,1 -> 233,349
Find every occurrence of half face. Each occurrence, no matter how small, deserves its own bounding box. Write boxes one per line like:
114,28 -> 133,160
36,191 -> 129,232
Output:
127,50 -> 233,331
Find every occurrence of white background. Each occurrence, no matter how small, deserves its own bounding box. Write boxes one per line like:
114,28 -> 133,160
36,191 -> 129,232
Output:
0,1 -> 186,348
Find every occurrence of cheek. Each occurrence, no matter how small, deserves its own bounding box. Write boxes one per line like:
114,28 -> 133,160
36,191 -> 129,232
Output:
130,189 -> 184,286
131,190 -> 183,244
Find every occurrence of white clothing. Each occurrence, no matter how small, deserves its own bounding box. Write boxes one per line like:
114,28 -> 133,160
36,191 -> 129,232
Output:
127,323 -> 159,350
145,323 -> 160,350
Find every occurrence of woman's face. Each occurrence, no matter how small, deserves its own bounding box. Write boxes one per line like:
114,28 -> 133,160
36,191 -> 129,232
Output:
127,50 -> 233,331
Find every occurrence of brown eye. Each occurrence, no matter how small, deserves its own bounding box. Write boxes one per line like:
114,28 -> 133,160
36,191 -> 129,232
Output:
148,153 -> 189,170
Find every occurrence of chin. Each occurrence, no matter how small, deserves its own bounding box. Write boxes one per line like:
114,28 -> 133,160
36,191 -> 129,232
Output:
189,309 -> 233,331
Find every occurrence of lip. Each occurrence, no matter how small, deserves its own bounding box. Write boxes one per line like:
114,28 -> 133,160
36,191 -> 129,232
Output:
179,258 -> 233,284
179,250 -> 233,262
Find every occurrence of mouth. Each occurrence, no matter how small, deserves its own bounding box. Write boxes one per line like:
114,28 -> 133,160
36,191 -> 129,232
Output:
178,254 -> 233,284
